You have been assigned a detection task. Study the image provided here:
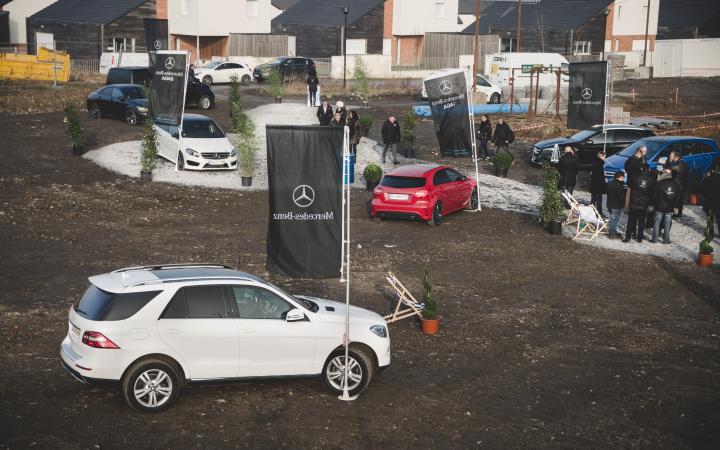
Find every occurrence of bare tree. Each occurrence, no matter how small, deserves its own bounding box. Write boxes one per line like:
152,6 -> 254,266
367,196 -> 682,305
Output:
535,2 -> 546,52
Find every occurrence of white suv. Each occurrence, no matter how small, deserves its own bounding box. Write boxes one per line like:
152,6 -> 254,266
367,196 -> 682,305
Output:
60,264 -> 391,412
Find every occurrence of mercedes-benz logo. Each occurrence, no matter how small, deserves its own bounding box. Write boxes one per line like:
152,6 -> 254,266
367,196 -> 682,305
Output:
581,88 -> 593,100
292,185 -> 315,208
439,79 -> 453,95
164,57 -> 175,70
153,40 -> 162,50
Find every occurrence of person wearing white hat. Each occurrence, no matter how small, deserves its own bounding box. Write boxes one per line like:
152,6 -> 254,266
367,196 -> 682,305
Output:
335,101 -> 347,122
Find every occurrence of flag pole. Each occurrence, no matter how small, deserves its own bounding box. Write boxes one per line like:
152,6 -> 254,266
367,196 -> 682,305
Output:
468,68 -> 481,212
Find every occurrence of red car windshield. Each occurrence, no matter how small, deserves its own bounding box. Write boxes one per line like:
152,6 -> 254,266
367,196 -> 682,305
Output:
380,176 -> 426,189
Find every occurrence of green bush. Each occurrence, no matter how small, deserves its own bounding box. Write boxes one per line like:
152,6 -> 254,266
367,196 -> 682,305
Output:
268,67 -> 283,98
538,165 -> 565,224
353,57 -> 370,104
140,119 -> 158,172
492,150 -> 513,170
363,163 -> 383,183
237,135 -> 257,177
229,75 -> 241,111
359,114 -> 373,131
401,109 -> 417,147
700,209 -> 715,255
63,104 -> 84,152
421,268 -> 437,320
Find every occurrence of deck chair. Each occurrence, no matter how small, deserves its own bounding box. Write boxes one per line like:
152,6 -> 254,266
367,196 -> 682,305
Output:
574,204 -> 608,241
561,190 -> 582,226
384,272 -> 424,324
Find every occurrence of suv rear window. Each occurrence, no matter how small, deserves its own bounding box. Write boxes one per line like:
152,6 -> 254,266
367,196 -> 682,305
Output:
380,176 -> 426,188
74,285 -> 160,321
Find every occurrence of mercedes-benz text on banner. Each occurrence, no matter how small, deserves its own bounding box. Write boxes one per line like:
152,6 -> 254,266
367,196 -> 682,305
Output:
150,51 -> 187,126
423,69 -> 473,157
568,61 -> 607,130
266,126 -> 344,278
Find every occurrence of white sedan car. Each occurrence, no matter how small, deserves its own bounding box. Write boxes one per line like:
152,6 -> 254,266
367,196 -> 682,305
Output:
195,61 -> 253,86
154,114 -> 237,170
60,264 -> 391,412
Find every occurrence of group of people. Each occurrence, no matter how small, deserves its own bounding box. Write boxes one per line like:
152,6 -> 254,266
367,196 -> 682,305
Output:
474,115 -> 515,160
316,100 -> 362,155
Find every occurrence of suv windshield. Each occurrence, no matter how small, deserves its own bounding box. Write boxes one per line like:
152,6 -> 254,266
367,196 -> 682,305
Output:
75,285 -> 161,321
618,140 -> 664,158
121,86 -> 145,99
569,130 -> 596,141
182,120 -> 225,138
380,176 -> 426,189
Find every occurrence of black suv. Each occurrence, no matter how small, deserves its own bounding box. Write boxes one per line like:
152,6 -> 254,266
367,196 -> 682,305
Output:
253,57 -> 316,82
105,67 -> 215,110
531,124 -> 655,168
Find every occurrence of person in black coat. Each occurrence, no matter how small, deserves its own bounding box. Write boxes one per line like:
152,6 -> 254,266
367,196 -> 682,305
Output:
590,151 -> 607,217
623,168 -> 656,243
700,157 -> 720,236
606,170 -> 626,238
307,70 -> 319,107
316,100 -> 333,126
624,145 -> 647,189
558,146 -> 580,194
475,114 -> 493,160
492,117 -> 513,154
334,101 -> 347,122
381,115 -> 401,164
668,150 -> 690,217
329,112 -> 345,127
651,169 -> 680,244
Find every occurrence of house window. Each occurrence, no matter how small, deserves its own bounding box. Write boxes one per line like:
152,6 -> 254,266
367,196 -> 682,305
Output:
500,37 -> 514,52
574,40 -> 591,55
181,0 -> 191,16
107,37 -> 135,52
247,0 -> 258,17
617,5 -> 622,21
435,2 -> 445,18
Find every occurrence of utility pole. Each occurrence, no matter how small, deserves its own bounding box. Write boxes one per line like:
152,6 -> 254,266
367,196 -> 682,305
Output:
516,0 -> 522,52
472,0 -> 481,90
642,0 -> 651,67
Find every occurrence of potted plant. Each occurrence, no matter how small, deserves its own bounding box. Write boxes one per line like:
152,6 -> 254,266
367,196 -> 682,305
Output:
139,119 -> 158,181
538,165 -> 565,235
363,163 -> 382,190
268,67 -> 283,104
420,268 -> 439,335
63,104 -> 85,155
353,57 -> 370,107
401,109 -> 417,158
359,114 -> 373,137
491,150 -> 513,177
699,209 -> 715,267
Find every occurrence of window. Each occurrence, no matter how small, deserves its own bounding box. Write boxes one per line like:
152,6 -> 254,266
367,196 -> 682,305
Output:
111,88 -> 124,99
121,86 -> 145,99
682,141 -> 713,156
227,63 -> 242,69
247,0 -> 258,17
433,170 -> 450,186
435,2 -> 446,18
574,41 -> 591,55
181,0 -> 191,16
617,5 -> 623,21
657,143 -> 682,161
74,285 -> 161,321
99,87 -> 113,96
476,76 -> 491,87
500,38 -> 514,53
182,120 -> 225,138
230,286 -> 292,320
380,176 -> 426,188
446,169 -> 464,182
186,286 -> 228,318
215,63 -> 228,70
163,290 -> 188,318
106,37 -> 135,52
613,130 -> 642,143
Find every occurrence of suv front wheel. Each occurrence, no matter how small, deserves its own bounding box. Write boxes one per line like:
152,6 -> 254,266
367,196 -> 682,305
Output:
122,358 -> 181,413
321,348 -> 374,396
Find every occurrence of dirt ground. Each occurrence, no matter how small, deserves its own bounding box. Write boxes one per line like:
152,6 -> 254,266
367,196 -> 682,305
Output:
1,80 -> 720,449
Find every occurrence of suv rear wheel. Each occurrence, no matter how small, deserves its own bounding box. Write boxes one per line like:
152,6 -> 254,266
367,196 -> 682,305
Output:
122,358 -> 181,413
321,348 -> 374,397
202,75 -> 213,86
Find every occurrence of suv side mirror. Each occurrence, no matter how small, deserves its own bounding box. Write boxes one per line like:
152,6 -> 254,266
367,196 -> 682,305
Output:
286,308 -> 305,322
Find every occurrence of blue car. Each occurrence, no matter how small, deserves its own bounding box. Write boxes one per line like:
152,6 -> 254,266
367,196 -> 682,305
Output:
604,136 -> 720,183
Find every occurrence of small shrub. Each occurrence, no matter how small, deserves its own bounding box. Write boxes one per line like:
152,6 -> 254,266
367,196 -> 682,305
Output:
62,104 -> 84,152
401,109 -> 417,147
237,134 -> 257,177
700,209 -> 715,255
363,163 -> 383,183
140,119 -> 158,172
353,57 -> 370,104
268,67 -> 284,98
492,150 -> 513,170
538,165 -> 565,224
229,75 -> 241,112
359,114 -> 373,131
421,268 -> 437,320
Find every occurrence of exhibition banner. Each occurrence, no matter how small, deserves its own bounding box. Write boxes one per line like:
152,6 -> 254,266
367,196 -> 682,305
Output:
143,18 -> 168,70
423,69 -> 473,157
149,51 -> 187,126
568,61 -> 607,130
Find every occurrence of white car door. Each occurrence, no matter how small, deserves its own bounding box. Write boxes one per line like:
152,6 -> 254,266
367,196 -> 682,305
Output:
228,285 -> 317,377
157,286 -> 240,379
214,63 -> 229,83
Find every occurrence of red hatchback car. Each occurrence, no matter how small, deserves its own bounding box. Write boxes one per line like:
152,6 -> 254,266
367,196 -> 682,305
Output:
369,164 -> 477,226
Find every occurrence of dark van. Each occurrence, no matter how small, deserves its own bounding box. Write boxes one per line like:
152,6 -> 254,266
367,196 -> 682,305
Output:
105,67 -> 214,110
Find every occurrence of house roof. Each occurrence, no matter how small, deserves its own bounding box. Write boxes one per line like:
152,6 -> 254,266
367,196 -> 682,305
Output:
658,0 -> 720,28
272,0 -> 384,27
271,0 -> 302,10
29,0 -> 146,24
462,0 -> 612,33
458,0 -> 517,15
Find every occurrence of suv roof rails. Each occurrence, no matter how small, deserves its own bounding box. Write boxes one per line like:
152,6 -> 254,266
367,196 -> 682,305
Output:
129,275 -> 256,287
112,263 -> 236,273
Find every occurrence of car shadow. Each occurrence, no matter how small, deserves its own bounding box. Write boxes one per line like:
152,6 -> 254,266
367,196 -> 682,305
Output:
653,255 -> 720,313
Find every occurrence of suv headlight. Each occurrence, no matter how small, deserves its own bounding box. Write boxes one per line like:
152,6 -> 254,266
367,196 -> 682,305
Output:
230,146 -> 237,157
185,148 -> 199,157
370,325 -> 388,338
137,106 -> 148,113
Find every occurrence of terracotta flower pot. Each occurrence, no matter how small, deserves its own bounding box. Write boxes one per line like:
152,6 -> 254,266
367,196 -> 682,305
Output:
421,318 -> 439,335
699,253 -> 714,267
689,193 -> 699,205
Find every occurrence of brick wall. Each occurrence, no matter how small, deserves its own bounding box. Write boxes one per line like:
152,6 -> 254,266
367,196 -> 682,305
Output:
156,0 -> 167,19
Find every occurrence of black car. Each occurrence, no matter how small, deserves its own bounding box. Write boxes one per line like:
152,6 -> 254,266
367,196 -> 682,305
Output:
253,57 -> 316,82
105,67 -> 215,110
530,124 -> 655,168
87,84 -> 148,125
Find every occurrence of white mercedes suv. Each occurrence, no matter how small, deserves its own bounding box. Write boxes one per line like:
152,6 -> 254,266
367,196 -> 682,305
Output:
60,264 -> 391,412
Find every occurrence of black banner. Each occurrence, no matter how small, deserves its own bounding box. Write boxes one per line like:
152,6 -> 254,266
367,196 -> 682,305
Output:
149,51 -> 187,126
266,126 -> 343,278
423,70 -> 472,157
143,18 -> 168,70
568,61 -> 607,130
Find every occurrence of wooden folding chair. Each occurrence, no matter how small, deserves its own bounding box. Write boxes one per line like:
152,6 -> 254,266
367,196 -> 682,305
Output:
561,190 -> 582,226
574,204 -> 608,241
384,272 -> 424,324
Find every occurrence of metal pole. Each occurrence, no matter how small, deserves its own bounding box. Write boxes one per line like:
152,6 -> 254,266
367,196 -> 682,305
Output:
509,68 -> 515,114
555,68 -> 561,118
528,67 -> 534,116
472,0 -> 481,90
602,60 -> 609,154
534,69 -> 541,114
516,0 -> 522,52
643,0 -> 651,67
52,40 -> 57,88
342,7 -> 349,89
339,125 -> 356,402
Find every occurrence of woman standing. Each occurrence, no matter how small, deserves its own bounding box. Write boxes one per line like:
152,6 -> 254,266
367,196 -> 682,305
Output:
335,101 -> 347,122
590,151 -> 607,217
475,114 -> 493,160
348,110 -> 362,155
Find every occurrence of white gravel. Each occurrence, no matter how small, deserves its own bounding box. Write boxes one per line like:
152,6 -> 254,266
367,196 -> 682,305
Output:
83,102 -> 714,265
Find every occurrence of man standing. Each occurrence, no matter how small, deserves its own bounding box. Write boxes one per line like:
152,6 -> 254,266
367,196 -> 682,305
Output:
316,100 -> 333,126
492,117 -> 513,154
590,151 -> 607,217
558,146 -> 580,194
700,158 -> 720,235
475,114 -> 492,160
306,70 -> 319,107
606,170 -> 626,239
381,115 -> 401,165
651,169 -> 680,244
668,150 -> 690,218
623,167 -> 656,243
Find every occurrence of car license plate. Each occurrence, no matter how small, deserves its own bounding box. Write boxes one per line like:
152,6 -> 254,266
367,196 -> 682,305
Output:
69,322 -> 81,341
388,193 -> 409,200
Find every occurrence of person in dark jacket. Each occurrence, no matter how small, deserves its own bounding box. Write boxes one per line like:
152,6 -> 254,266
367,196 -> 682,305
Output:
330,112 -> 345,127
624,145 -> 647,189
189,64 -> 196,78
651,169 -> 680,244
492,117 -> 513,154
558,146 -> 580,194
700,157 -> 720,235
316,100 -> 333,126
475,114 -> 493,160
623,168 -> 656,243
668,150 -> 690,217
348,110 -> 362,155
606,170 -> 626,238
307,70 -> 319,107
590,151 -> 607,217
381,115 -> 401,164
335,101 -> 347,122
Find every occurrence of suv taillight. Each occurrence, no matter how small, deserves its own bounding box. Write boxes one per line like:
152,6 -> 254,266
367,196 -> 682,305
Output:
82,331 -> 120,349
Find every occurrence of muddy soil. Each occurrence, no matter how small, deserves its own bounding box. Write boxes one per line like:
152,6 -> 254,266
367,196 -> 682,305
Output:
1,85 -> 719,449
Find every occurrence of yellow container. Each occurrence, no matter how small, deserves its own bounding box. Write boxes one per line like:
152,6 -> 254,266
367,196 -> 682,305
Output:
0,47 -> 71,82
